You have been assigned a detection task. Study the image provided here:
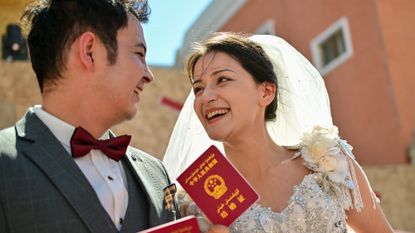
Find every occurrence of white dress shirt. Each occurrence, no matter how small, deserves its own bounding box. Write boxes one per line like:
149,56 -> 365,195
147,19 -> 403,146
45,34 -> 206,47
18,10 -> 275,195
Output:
33,106 -> 128,230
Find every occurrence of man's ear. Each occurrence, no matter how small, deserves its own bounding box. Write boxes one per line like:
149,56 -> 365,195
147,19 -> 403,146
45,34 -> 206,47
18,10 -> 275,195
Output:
259,82 -> 277,106
78,32 -> 96,70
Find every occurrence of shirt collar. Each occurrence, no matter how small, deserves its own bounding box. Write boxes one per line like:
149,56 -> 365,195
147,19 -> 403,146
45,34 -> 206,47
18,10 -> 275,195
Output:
32,105 -> 110,153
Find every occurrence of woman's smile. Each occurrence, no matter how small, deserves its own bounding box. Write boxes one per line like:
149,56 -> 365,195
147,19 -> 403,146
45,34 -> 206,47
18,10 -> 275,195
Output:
205,108 -> 230,123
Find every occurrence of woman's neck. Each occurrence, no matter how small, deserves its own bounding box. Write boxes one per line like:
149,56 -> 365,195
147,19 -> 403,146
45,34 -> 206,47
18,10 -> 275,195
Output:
223,131 -> 292,179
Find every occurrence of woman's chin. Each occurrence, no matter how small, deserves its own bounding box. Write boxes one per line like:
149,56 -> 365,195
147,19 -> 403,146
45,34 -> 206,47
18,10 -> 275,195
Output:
206,131 -> 226,142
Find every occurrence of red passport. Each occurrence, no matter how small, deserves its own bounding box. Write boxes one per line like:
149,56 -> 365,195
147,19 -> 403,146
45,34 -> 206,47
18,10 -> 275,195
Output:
138,216 -> 200,233
177,145 -> 259,226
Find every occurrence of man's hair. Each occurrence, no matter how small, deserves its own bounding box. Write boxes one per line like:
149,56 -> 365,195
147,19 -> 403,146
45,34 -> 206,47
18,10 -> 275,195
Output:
21,0 -> 150,92
186,32 -> 279,121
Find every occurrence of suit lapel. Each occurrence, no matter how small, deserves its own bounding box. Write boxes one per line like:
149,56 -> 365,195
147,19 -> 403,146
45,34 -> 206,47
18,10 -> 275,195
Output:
123,148 -> 165,227
16,110 -> 117,233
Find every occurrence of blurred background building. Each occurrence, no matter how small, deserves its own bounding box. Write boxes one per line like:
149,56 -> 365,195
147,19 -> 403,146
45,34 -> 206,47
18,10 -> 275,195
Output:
0,0 -> 414,231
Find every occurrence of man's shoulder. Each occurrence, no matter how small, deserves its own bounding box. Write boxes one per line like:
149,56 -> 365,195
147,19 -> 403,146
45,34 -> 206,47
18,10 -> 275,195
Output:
0,125 -> 17,149
0,109 -> 32,145
0,125 -> 20,166
0,125 -> 16,135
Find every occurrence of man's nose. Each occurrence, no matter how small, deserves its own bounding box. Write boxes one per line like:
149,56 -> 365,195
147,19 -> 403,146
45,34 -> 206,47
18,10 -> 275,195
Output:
143,64 -> 154,83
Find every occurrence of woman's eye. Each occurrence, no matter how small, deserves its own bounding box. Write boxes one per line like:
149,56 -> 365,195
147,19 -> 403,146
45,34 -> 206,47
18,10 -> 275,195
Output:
218,76 -> 230,83
193,87 -> 203,94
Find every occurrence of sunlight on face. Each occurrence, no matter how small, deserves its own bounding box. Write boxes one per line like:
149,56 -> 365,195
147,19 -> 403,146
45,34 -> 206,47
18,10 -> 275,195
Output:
192,51 -> 265,142
95,15 -> 154,124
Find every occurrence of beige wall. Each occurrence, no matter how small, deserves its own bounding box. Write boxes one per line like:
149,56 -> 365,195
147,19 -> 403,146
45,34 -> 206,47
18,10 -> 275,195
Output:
0,61 -> 190,159
0,61 -> 41,120
366,165 -> 415,232
217,0 -> 413,165
0,0 -> 28,39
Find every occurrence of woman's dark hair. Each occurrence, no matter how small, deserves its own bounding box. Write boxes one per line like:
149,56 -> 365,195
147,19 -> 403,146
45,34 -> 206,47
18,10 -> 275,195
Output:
21,0 -> 150,92
186,32 -> 278,121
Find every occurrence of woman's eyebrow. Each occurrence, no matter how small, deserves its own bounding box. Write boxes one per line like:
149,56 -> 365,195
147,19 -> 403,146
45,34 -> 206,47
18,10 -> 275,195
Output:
192,68 -> 236,85
211,68 -> 235,76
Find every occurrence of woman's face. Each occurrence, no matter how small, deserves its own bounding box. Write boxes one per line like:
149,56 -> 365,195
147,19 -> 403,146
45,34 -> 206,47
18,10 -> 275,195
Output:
192,51 -> 267,142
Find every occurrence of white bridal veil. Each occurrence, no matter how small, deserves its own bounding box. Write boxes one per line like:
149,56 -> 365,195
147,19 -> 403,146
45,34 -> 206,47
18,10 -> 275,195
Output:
163,35 -> 333,180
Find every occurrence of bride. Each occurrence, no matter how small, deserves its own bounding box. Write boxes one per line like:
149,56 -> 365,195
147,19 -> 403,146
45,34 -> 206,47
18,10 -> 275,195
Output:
163,32 -> 394,233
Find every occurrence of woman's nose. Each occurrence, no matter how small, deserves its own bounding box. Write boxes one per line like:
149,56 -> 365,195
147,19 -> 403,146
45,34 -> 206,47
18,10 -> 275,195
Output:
200,86 -> 218,104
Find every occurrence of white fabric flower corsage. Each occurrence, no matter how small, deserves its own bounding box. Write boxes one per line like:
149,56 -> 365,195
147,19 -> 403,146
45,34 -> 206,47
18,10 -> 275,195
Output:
299,126 -> 350,185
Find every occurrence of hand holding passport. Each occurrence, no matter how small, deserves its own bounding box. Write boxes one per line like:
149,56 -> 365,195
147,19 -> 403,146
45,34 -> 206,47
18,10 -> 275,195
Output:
141,145 -> 258,232
138,216 -> 200,233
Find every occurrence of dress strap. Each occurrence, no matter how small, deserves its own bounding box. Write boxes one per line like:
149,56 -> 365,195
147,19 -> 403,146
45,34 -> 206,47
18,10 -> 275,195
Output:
339,140 -> 379,211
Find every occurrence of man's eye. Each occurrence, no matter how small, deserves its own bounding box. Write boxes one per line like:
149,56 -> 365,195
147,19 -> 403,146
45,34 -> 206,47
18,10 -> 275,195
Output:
135,52 -> 145,57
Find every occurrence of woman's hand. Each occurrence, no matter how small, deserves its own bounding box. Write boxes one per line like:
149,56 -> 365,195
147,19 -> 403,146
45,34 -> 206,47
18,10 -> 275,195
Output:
177,189 -> 231,233
206,225 -> 230,233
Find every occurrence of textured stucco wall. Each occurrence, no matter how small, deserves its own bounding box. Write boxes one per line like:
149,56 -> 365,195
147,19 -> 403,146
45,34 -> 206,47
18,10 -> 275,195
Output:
0,61 -> 190,158
365,165 -> 415,232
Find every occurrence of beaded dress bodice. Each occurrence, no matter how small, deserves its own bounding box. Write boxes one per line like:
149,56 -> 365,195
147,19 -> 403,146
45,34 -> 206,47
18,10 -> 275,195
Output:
230,173 -> 349,233
227,129 -> 377,233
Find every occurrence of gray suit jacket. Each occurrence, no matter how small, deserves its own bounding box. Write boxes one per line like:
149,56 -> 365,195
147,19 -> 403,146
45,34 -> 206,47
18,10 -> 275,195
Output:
0,109 -> 178,233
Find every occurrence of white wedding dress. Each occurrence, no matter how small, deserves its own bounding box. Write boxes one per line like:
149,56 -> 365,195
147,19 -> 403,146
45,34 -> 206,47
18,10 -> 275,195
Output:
230,172 -> 349,233
179,136 -> 374,233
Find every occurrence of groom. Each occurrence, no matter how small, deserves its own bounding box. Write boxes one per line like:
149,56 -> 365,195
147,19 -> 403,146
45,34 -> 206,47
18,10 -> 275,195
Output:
0,1 -> 193,232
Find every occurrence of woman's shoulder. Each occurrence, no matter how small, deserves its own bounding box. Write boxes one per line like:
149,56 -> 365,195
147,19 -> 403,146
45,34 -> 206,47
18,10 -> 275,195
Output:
296,125 -> 354,186
294,125 -> 372,211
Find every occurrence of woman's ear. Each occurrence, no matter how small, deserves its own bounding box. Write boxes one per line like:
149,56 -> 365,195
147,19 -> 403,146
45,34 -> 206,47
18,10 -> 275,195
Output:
259,82 -> 277,106
78,32 -> 96,70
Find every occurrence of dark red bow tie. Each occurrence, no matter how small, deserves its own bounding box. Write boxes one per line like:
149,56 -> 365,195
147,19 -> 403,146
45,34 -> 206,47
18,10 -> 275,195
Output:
70,127 -> 131,161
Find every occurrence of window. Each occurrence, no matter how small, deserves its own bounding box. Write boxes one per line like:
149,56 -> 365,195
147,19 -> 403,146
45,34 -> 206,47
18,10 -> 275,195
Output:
320,29 -> 346,66
311,17 -> 353,75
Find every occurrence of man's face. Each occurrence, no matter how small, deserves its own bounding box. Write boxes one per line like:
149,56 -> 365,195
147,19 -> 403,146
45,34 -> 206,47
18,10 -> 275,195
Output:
94,14 -> 154,124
